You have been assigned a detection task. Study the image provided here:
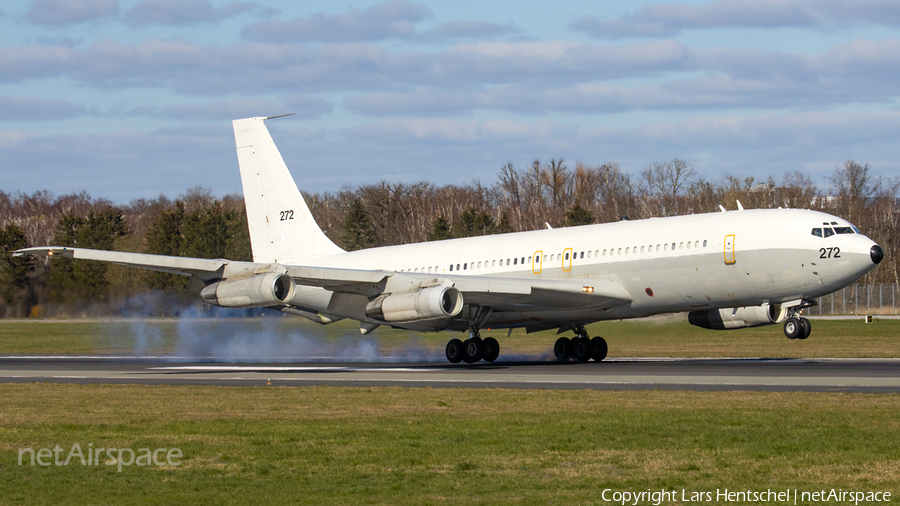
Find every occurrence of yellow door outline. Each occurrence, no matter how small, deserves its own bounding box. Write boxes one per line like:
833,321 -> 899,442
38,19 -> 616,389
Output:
563,247 -> 573,271
724,235 -> 736,264
532,250 -> 543,274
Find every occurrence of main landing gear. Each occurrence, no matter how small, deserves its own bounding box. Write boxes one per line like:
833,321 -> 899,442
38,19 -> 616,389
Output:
445,330 -> 499,364
783,315 -> 812,340
554,326 -> 608,362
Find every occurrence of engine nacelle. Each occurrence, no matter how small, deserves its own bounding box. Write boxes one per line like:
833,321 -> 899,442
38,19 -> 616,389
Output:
200,273 -> 295,309
688,303 -> 787,330
366,286 -> 463,322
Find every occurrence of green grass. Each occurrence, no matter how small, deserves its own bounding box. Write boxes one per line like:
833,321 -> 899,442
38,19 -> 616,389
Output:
1,316 -> 899,358
1,385 -> 899,505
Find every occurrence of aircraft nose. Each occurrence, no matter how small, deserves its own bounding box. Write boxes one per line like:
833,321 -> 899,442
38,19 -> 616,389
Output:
871,244 -> 884,265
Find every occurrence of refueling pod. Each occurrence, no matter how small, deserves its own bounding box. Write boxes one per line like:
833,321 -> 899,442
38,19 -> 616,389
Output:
200,273 -> 295,308
688,303 -> 787,330
366,286 -> 464,322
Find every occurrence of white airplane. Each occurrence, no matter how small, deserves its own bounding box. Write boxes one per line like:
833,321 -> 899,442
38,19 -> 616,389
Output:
15,116 -> 885,363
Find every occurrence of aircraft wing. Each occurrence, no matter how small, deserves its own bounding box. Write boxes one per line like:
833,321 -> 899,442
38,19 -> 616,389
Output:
284,265 -> 633,311
13,247 -> 240,280
15,247 -> 633,312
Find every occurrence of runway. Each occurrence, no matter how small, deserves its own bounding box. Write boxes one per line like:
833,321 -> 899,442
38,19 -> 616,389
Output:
2,355 -> 900,392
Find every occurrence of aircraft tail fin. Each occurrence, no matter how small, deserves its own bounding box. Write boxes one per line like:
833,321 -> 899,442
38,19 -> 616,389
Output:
233,116 -> 345,264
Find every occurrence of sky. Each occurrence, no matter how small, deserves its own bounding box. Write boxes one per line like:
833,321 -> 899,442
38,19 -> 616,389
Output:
2,0 -> 900,203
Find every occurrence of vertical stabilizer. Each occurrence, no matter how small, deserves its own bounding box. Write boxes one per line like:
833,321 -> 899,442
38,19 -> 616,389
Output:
233,116 -> 345,264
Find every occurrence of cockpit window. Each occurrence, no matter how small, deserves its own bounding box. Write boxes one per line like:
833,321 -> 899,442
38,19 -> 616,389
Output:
852,226 -> 861,234
811,228 -> 822,237
834,227 -> 854,234
823,228 -> 835,238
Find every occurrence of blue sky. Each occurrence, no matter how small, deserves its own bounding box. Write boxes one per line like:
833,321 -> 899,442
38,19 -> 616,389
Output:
2,0 -> 900,203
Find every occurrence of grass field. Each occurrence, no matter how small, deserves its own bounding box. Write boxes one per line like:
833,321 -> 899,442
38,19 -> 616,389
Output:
1,315 -> 898,359
1,385 -> 899,505
1,317 -> 898,504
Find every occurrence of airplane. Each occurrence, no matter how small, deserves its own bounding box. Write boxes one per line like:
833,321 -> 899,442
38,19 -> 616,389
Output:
14,115 -> 885,364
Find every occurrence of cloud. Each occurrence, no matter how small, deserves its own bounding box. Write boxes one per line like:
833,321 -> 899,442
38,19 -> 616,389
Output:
571,0 -> 900,39
420,21 -> 519,41
27,0 -> 119,26
124,0 -> 258,27
133,96 -> 332,121
241,1 -> 430,43
0,96 -> 88,120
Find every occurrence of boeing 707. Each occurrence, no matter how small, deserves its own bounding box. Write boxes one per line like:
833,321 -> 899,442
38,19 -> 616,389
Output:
15,116 -> 885,363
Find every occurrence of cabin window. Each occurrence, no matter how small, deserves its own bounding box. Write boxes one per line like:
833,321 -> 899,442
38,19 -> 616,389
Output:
664,243 -> 668,251
463,263 -> 467,270
824,228 -> 835,238
694,241 -> 699,248
617,248 -> 622,255
679,242 -> 683,250
543,255 -> 548,263
528,256 -> 532,263
513,258 -> 517,265
564,253 -> 570,261
578,252 -> 583,259
449,265 -> 454,271
703,240 -> 707,247
625,247 -> 630,254
686,242 -> 691,249
641,246 -> 645,253
671,243 -> 676,250
602,249 -> 607,256
477,261 -> 481,268
587,251 -> 592,258
595,250 -> 599,257
456,263 -> 460,271
550,254 -> 555,261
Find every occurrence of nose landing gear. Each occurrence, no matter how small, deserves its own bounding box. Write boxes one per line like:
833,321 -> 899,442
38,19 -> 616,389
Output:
783,315 -> 811,340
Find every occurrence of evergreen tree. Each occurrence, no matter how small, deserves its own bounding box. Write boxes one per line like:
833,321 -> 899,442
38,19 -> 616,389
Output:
495,212 -> 514,234
562,204 -> 594,227
0,224 -> 34,316
341,198 -> 376,251
48,209 -> 128,302
427,215 -> 452,241
452,207 -> 494,238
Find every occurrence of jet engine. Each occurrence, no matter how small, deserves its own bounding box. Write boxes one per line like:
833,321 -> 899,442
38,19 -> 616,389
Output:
366,286 -> 464,322
200,273 -> 295,308
688,303 -> 787,330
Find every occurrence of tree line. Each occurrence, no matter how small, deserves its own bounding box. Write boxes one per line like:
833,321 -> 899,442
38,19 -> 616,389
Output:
1,159 -> 897,317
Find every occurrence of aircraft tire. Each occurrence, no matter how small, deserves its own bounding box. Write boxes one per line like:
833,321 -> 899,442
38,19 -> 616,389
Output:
553,337 -> 572,361
590,336 -> 608,362
462,337 -> 484,363
482,337 -> 500,363
446,339 -> 465,363
783,318 -> 802,339
798,318 -> 811,340
572,337 -> 592,362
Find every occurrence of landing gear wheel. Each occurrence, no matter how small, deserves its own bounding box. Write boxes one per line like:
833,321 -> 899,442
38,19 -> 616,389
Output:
590,336 -> 608,362
462,337 -> 484,363
445,339 -> 464,363
798,318 -> 811,340
572,337 -> 592,362
482,337 -> 500,363
784,318 -> 802,339
554,337 -> 572,361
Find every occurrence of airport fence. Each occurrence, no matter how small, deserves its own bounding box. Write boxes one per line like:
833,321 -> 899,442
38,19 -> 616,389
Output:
811,284 -> 899,315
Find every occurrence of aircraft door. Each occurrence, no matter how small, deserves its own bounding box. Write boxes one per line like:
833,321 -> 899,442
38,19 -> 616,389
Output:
724,235 -> 736,264
563,248 -> 573,271
533,250 -> 543,274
